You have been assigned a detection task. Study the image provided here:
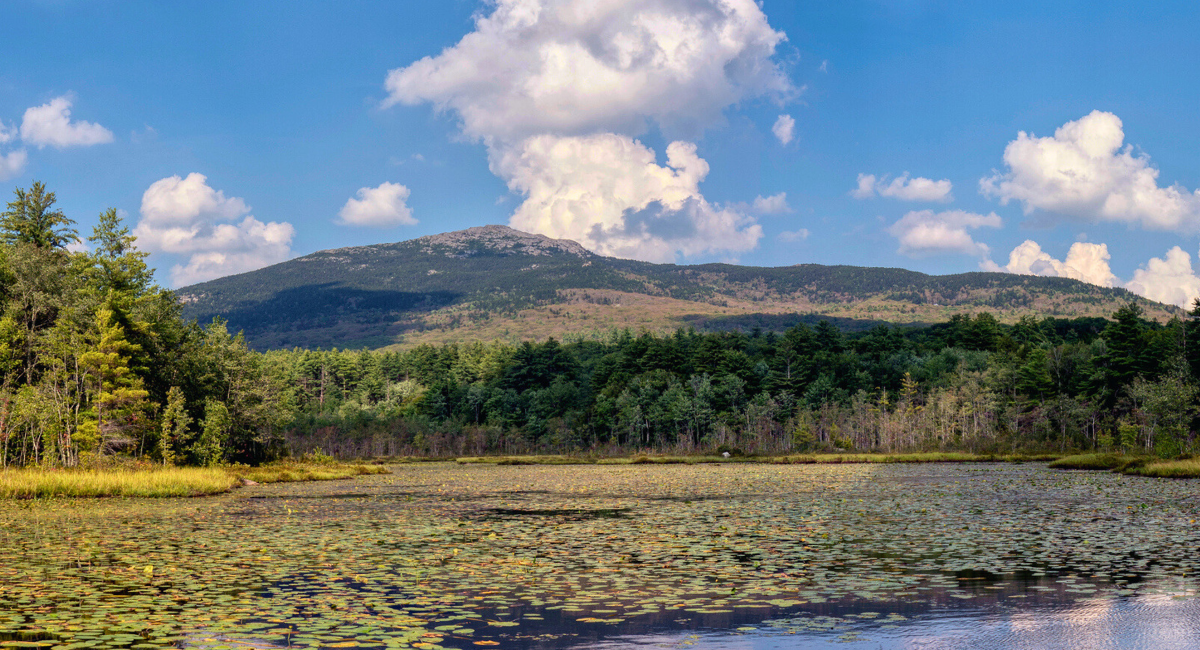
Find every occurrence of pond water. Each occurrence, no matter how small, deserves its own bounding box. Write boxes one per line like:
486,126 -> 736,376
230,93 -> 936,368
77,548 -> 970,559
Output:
1,463 -> 1198,650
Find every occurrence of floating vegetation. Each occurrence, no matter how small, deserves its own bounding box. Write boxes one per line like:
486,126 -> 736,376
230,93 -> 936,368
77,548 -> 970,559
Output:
1,463 -> 1198,649
456,453 -> 1062,466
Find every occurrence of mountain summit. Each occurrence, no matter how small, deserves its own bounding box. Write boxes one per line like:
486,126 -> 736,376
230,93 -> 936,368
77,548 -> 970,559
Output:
410,225 -> 594,259
177,226 -> 1175,350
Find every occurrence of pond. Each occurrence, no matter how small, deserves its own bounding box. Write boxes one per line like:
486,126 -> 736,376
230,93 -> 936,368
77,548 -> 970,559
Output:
1,463 -> 1198,650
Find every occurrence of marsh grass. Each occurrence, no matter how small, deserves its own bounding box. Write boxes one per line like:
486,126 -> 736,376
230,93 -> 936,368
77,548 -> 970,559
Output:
233,462 -> 390,484
0,462 -> 391,498
1121,457 -> 1200,478
1049,453 -> 1140,471
456,452 -> 1061,466
1048,453 -> 1200,478
0,467 -> 239,499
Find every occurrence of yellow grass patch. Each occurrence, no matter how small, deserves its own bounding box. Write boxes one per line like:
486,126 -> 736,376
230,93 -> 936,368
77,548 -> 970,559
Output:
0,466 -> 238,499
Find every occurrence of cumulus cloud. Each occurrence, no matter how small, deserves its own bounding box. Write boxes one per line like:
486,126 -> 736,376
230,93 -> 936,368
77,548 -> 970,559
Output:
887,209 -> 1001,257
337,182 -> 417,227
0,120 -> 16,145
1125,246 -> 1200,309
772,114 -> 795,145
383,0 -> 794,262
0,150 -> 27,181
983,240 -> 1117,287
133,173 -> 294,287
384,0 -> 794,143
751,192 -> 790,214
981,110 -> 1200,232
777,228 -> 808,243
852,173 -> 953,202
20,96 -> 113,149
497,134 -> 761,262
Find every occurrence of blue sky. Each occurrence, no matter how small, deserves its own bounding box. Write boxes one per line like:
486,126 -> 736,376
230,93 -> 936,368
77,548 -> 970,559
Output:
3,0 -> 1199,307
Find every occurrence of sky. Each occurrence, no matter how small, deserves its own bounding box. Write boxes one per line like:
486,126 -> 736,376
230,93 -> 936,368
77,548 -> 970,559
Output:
3,0 -> 1200,308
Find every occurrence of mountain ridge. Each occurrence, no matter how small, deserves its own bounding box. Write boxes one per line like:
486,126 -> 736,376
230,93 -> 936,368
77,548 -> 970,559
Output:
177,225 -> 1178,350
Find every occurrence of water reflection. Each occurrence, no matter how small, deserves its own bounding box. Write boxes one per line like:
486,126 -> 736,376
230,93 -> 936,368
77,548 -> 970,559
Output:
589,593 -> 1200,650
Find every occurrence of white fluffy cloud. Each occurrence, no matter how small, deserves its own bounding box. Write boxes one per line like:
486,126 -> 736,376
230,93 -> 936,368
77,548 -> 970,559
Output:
384,0 -> 793,143
772,114 -> 795,145
133,173 -> 294,287
1125,246 -> 1200,309
0,150 -> 27,181
0,120 -> 16,145
887,209 -> 1001,257
337,182 -> 417,227
751,192 -> 790,214
777,228 -> 808,242
20,96 -> 113,149
983,240 -> 1117,287
497,134 -> 761,262
385,0 -> 793,262
852,173 -> 953,202
981,110 -> 1200,232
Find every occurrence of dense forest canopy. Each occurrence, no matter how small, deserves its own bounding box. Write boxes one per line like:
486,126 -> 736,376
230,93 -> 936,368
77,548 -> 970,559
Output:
1,183 -> 1198,467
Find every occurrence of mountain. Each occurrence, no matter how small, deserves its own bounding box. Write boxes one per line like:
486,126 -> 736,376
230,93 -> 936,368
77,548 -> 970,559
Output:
177,225 -> 1178,350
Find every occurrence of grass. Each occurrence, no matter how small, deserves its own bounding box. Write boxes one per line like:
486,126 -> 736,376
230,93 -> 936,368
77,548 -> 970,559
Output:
456,452 -> 1063,466
0,461 -> 392,499
1119,457 -> 1200,478
232,461 -> 390,484
0,466 -> 240,499
1048,452 -> 1140,471
1048,452 -> 1200,478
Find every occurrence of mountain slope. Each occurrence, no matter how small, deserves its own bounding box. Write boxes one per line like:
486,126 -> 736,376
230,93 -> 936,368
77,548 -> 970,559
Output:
178,225 -> 1178,350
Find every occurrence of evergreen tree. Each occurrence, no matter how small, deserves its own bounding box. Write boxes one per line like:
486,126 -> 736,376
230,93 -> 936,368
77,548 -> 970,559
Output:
159,386 -> 191,465
77,306 -> 150,457
0,182 -> 78,249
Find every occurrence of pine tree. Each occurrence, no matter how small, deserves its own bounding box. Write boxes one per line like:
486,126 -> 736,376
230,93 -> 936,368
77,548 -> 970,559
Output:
158,386 -> 191,465
77,306 -> 150,457
0,182 -> 78,250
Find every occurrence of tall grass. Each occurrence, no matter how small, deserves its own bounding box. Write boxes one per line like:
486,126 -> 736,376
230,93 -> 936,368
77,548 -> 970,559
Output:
1122,458 -> 1200,479
0,462 -> 392,499
1047,453 -> 1200,478
234,462 -> 390,483
1048,453 -> 1137,471
0,467 -> 239,499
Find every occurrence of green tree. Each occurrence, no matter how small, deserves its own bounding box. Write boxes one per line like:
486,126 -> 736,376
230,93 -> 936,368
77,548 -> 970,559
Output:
87,208 -> 153,304
159,386 -> 191,465
194,399 -> 230,467
0,182 -> 78,249
78,306 -> 150,458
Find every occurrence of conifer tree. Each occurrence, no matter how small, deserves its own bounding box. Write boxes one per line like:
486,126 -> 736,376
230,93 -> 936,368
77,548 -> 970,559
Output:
0,182 -> 78,249
77,306 -> 150,457
158,386 -> 191,465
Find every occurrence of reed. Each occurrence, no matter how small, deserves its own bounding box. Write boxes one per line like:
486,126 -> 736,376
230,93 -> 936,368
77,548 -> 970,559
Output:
0,466 -> 238,499
0,462 -> 391,498
1122,457 -> 1200,479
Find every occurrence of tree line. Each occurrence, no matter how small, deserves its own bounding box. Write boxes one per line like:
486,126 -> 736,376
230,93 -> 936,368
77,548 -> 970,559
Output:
277,305 -> 1199,458
0,183 -> 289,467
2,182 -> 1197,466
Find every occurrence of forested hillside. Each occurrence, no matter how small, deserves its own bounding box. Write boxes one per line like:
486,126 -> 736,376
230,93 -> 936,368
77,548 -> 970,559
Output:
277,308 -> 1200,458
2,183 -> 1197,469
178,225 -> 1176,350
